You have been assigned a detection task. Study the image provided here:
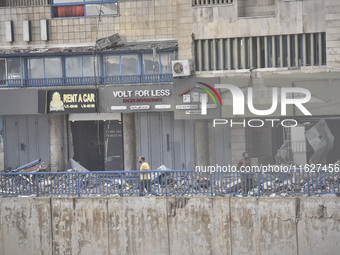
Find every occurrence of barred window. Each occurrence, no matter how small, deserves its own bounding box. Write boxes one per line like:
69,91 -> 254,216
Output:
192,0 -> 233,7
0,0 -> 49,7
238,0 -> 275,18
195,33 -> 326,71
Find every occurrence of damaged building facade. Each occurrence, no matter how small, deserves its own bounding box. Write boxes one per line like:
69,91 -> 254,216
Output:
0,0 -> 340,171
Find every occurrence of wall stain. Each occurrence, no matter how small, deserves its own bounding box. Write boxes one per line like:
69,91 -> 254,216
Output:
167,197 -> 189,217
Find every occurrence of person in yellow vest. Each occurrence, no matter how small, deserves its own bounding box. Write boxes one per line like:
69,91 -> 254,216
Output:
139,156 -> 150,195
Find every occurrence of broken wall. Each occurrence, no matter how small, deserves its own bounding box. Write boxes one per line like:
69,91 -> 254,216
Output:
0,196 -> 340,255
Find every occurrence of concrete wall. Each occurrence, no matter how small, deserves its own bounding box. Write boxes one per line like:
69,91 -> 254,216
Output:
0,197 -> 339,255
238,0 -> 276,18
192,0 -> 326,39
325,0 -> 340,68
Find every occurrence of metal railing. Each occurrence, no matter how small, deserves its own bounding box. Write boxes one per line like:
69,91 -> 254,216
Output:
0,170 -> 339,197
0,79 -> 23,88
0,74 -> 173,88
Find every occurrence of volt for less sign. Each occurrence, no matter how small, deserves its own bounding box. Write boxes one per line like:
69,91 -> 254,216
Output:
47,89 -> 97,113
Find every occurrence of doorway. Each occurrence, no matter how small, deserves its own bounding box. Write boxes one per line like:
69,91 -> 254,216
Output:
71,120 -> 124,171
71,121 -> 105,171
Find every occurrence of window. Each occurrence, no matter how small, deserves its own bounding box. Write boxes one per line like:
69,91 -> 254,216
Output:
103,54 -> 139,76
121,55 -> 138,75
0,58 -> 22,80
103,52 -> 175,77
195,32 -> 326,71
224,39 -> 229,70
28,57 -> 62,79
103,55 -> 120,76
0,60 -> 5,80
238,0 -> 275,18
267,36 -> 273,68
160,52 -> 175,74
52,0 -> 118,18
1,50 -> 176,87
275,36 -> 280,68
215,40 -> 222,70
259,37 -> 265,68
65,56 -> 98,77
143,54 -> 159,75
290,35 -> 296,67
282,35 -> 288,67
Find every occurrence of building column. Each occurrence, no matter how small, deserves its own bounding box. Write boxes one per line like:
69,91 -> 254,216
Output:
49,114 -> 67,172
123,113 -> 137,170
195,120 -> 209,167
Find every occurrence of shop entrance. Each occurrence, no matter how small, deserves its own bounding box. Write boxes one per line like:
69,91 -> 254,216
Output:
71,121 -> 105,171
71,120 -> 124,171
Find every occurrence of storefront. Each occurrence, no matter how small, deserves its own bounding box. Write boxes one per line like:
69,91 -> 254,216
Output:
44,88 -> 125,171
0,90 -> 49,170
99,84 -> 192,170
99,79 -> 233,170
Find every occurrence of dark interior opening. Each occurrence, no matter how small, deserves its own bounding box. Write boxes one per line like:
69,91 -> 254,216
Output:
71,121 -> 104,171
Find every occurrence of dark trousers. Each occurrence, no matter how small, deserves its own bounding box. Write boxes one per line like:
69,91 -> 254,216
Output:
140,179 -> 151,194
241,174 -> 253,195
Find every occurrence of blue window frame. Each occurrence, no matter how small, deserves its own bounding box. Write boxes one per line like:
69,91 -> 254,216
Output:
104,52 -> 175,76
142,54 -> 160,75
142,52 -> 176,75
0,58 -> 22,80
28,57 -> 62,79
1,50 -> 176,87
103,54 -> 139,76
51,0 -> 118,18
65,56 -> 99,77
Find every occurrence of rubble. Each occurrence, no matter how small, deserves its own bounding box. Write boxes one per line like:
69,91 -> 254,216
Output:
0,164 -> 339,197
1,158 -> 49,173
306,119 -> 334,164
0,37 -> 178,55
65,158 -> 89,172
96,33 -> 121,50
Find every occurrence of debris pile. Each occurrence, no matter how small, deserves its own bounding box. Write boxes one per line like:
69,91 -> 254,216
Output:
1,158 -> 49,173
0,162 -> 339,197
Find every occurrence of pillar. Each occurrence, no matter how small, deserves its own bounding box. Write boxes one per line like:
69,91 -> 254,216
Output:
49,114 -> 67,172
123,113 -> 137,170
195,120 -> 209,167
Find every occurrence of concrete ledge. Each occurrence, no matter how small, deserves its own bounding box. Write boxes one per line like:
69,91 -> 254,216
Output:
0,197 -> 339,255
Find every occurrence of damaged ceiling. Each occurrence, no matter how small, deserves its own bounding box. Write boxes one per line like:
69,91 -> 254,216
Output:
0,33 -> 178,55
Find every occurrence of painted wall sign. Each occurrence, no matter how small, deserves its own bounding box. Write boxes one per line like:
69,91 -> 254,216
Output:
99,85 -> 174,113
47,89 -> 97,113
174,78 -> 221,120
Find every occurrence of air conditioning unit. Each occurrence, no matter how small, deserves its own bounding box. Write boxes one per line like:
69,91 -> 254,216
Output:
171,60 -> 191,77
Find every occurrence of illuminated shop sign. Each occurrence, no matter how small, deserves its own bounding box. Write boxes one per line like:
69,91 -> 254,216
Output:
48,89 -> 97,113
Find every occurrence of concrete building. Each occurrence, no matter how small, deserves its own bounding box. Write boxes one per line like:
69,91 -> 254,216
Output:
0,0 -> 340,171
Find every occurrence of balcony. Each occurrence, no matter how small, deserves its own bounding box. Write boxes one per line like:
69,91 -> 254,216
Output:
0,74 -> 173,88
